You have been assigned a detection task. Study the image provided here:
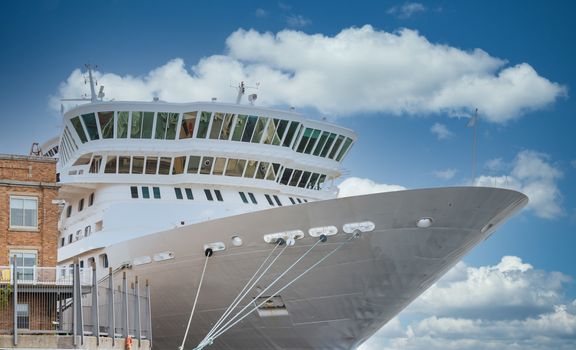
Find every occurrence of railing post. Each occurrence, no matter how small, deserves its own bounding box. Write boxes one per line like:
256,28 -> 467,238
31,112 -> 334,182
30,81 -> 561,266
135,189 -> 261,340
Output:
146,279 -> 152,347
91,261 -> 100,344
122,271 -> 129,338
12,255 -> 18,346
135,276 -> 141,346
108,267 -> 115,346
73,263 -> 77,346
74,259 -> 84,345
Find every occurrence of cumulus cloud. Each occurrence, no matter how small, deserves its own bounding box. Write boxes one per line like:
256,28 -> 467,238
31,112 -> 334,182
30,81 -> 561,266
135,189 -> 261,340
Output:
286,14 -> 311,28
430,122 -> 453,139
433,168 -> 457,180
360,257 -> 576,350
474,150 -> 563,219
485,157 -> 505,172
387,2 -> 427,19
53,26 -> 565,122
337,177 -> 406,197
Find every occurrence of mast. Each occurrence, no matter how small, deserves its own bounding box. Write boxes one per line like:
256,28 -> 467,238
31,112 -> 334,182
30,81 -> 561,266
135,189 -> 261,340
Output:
86,64 -> 98,102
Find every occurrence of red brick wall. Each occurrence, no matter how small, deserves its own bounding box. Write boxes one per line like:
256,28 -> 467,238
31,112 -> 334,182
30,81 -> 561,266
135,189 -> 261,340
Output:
0,156 -> 59,267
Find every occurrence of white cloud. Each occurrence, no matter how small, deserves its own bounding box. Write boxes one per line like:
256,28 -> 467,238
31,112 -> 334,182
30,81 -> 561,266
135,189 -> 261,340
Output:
485,157 -> 505,172
571,159 -> 576,169
430,122 -> 453,140
434,168 -> 457,180
360,257 -> 576,350
286,14 -> 311,28
337,177 -> 406,197
387,2 -> 427,19
474,150 -> 563,219
53,26 -> 565,123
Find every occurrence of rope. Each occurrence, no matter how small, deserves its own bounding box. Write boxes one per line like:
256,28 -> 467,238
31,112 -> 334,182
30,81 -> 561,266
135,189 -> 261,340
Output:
198,242 -> 286,346
209,235 -> 355,342
179,253 -> 210,350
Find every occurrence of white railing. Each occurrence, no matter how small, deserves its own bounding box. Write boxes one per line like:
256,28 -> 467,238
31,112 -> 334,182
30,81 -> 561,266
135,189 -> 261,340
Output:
0,266 -> 93,285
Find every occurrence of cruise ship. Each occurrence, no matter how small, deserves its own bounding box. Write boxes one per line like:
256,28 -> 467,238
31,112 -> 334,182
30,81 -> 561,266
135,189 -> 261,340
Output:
47,67 -> 528,349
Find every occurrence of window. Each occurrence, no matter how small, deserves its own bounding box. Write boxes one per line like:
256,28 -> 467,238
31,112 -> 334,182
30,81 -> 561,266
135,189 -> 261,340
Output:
78,198 -> 84,212
248,192 -> 257,204
87,257 -> 95,269
283,121 -> 300,147
98,111 -> 115,139
104,155 -> 117,173
175,188 -> 183,199
142,187 -> 150,199
264,194 -> 274,206
71,116 -> 88,143
214,189 -> 223,201
16,304 -> 29,329
213,157 -> 226,175
185,188 -> 194,200
118,156 -> 131,174
95,221 -> 103,232
66,205 -> 72,218
153,187 -> 161,199
99,254 -> 109,268
172,156 -> 186,175
10,196 -> 38,229
85,226 -> 91,237
89,155 -> 102,173
117,112 -> 129,138
273,195 -> 282,206
79,260 -> 84,268
179,112 -> 197,139
131,156 -> 144,174
204,189 -> 213,201
89,193 -> 95,206
75,230 -> 81,241
68,234 -> 73,243
289,197 -> 296,204
145,157 -> 158,174
200,156 -> 213,174
296,198 -> 302,204
10,251 -> 37,282
209,112 -> 225,139
239,192 -> 248,203
158,157 -> 171,175
82,113 -> 100,140
187,156 -> 201,174
197,112 -> 211,138
61,237 -> 65,247
130,186 -> 139,198
241,116 -> 258,142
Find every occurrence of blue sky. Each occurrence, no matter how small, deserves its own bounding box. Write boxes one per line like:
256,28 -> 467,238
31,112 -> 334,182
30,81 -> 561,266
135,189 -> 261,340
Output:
1,1 -> 575,348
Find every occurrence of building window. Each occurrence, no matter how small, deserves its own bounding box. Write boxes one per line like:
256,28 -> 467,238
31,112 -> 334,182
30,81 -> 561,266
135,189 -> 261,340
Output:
66,205 -> 72,217
175,188 -> 183,199
78,198 -> 84,212
142,187 -> 150,199
9,196 -> 38,229
130,186 -> 138,198
89,193 -> 95,206
10,251 -> 37,282
153,187 -> 161,199
239,192 -> 248,204
248,192 -> 257,204
61,237 -> 65,247
273,195 -> 282,206
185,188 -> 194,200
99,254 -> 109,268
204,189 -> 213,201
214,189 -> 223,201
264,194 -> 274,206
16,304 -> 29,329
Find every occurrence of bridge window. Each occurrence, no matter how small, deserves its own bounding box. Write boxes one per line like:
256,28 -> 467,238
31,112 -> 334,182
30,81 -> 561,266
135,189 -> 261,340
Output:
130,186 -> 138,198
197,112 -> 211,138
179,112 -> 197,139
248,192 -> 257,204
264,194 -> 274,206
296,128 -> 313,153
200,156 -> 213,175
89,155 -> 102,173
244,160 -> 257,178
71,117 -> 88,143
289,170 -> 302,187
307,173 -> 319,189
213,157 -> 226,175
153,187 -> 161,199
172,156 -> 186,175
304,129 -> 321,154
225,158 -> 246,177
142,187 -> 150,199
239,192 -> 248,203
280,168 -> 293,185
118,156 -> 131,174
158,157 -> 172,175
185,188 -> 194,200
317,175 -> 327,190
204,189 -> 213,201
313,131 -> 330,156
145,157 -> 158,175
273,195 -> 282,206
251,117 -> 268,143
241,116 -> 258,142
262,118 -> 278,145
283,121 -> 300,147
214,189 -> 223,201
174,188 -> 183,199
104,156 -> 117,173
320,133 -> 336,157
298,171 -> 311,188
289,197 -> 295,204
231,115 -> 247,141
98,111 -> 115,139
131,112 -> 142,138
155,112 -> 179,140
329,135 -> 345,159
81,113 -> 100,140
209,112 -> 225,139
336,137 -> 353,161
117,112 -> 129,138
255,161 -> 269,180
187,156 -> 201,174
131,156 -> 144,174
219,113 -> 234,140
268,163 -> 281,181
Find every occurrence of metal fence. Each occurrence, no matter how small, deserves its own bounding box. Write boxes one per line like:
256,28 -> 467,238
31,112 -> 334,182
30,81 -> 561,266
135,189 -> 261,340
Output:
0,259 -> 152,347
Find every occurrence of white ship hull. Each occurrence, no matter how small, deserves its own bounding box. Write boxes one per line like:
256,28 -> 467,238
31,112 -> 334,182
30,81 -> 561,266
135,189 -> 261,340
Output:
102,187 -> 527,350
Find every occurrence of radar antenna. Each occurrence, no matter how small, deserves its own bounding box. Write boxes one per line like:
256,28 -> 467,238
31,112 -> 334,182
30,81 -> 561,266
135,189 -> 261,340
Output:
232,81 -> 260,104
60,64 -> 103,109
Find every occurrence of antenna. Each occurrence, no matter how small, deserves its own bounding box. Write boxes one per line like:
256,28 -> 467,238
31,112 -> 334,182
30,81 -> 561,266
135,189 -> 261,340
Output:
232,81 -> 260,104
85,64 -> 98,102
60,63 -> 102,104
248,93 -> 258,105
98,85 -> 105,100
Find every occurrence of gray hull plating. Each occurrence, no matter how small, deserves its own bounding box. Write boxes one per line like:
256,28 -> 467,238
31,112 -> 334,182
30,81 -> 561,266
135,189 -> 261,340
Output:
105,187 -> 527,349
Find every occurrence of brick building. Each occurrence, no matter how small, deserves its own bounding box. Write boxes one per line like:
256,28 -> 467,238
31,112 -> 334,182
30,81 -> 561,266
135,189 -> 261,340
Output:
0,154 -> 60,269
0,154 -> 60,332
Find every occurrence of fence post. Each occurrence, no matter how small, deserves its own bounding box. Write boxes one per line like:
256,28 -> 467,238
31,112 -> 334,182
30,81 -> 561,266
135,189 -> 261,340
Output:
12,255 -> 18,346
146,279 -> 152,348
122,271 -> 129,338
74,259 -> 84,345
73,263 -> 77,346
108,267 -> 115,346
135,276 -> 141,346
91,261 -> 100,344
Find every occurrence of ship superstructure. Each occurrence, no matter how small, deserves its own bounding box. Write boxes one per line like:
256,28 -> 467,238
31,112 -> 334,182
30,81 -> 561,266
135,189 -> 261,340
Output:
48,67 -> 528,349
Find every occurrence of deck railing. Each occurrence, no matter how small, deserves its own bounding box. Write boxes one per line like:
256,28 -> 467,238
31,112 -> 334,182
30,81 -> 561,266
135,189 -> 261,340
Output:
0,266 -> 92,286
